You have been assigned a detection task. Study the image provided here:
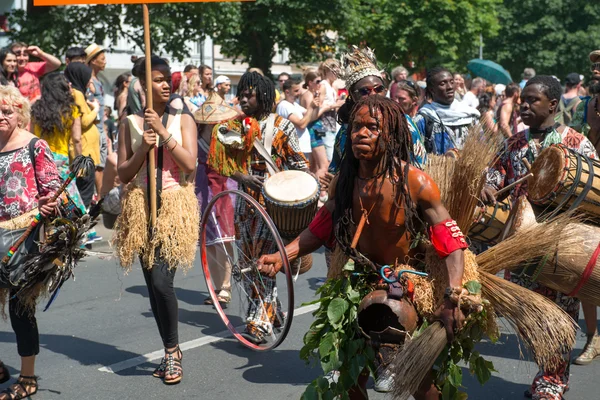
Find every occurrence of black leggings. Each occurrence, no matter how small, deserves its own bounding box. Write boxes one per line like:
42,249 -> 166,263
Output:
142,257 -> 179,349
9,290 -> 39,357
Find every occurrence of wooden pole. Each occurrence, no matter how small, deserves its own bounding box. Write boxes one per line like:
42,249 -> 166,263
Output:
142,4 -> 157,227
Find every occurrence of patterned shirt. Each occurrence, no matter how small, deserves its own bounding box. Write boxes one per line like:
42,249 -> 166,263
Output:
487,126 -> 597,199
250,114 -> 308,177
0,139 -> 61,221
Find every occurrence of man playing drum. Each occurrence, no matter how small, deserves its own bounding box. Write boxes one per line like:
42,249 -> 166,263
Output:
482,75 -> 598,400
232,71 -> 311,344
258,95 -> 471,400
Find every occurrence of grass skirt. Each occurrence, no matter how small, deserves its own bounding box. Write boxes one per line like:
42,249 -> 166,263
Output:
112,183 -> 200,272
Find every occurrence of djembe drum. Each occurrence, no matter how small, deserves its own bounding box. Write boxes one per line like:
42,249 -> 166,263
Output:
528,144 -> 600,220
505,196 -> 600,306
468,199 -> 512,245
262,170 -> 320,240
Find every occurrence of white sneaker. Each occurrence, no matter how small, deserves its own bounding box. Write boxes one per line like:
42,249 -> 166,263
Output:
374,369 -> 395,393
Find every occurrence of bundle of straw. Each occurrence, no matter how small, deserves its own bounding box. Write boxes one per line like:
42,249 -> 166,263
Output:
476,213 -> 582,275
479,272 -> 578,370
391,321 -> 447,400
443,126 -> 502,233
425,155 -> 456,207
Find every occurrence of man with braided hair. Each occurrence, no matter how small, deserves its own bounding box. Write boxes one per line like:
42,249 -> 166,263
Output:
259,95 -> 469,399
232,71 -> 309,344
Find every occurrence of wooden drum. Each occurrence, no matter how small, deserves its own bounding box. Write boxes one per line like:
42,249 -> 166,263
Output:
528,144 -> 600,219
506,196 -> 600,306
262,170 -> 319,240
468,200 -> 512,245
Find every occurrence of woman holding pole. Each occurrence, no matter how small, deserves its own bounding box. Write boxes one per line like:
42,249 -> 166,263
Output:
113,56 -> 199,385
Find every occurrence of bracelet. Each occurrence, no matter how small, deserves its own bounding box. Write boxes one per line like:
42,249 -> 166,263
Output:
161,134 -> 173,147
167,140 -> 178,152
443,286 -> 467,304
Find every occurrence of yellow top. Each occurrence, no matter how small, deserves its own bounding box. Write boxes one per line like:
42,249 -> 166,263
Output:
69,89 -> 100,164
34,105 -> 81,157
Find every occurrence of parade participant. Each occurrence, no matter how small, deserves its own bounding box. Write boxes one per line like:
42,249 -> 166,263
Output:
0,85 -> 60,400
233,71 -> 308,343
63,62 -> 101,209
414,67 -> 480,154
194,93 -> 239,305
113,56 -> 199,385
85,43 -> 108,196
0,48 -> 18,87
329,47 -> 426,175
9,42 -> 61,103
390,79 -> 427,167
571,51 -> 600,149
258,95 -> 469,399
482,75 -> 597,400
300,71 -> 330,189
31,72 -> 86,211
497,83 -> 521,138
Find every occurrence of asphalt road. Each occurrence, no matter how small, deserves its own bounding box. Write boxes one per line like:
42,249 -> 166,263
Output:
0,228 -> 598,400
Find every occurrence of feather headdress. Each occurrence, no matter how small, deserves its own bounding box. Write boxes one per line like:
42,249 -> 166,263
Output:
331,46 -> 383,90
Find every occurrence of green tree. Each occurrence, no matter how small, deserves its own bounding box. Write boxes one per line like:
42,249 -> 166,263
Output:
485,0 -> 600,81
339,0 -> 501,74
6,0 -> 345,76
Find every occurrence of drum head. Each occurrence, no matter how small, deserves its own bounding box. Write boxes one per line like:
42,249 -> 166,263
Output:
263,170 -> 318,204
528,146 -> 567,203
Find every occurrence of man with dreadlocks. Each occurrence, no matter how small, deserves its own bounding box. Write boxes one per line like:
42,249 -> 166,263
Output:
232,71 -> 309,344
414,67 -> 480,154
259,95 -> 469,399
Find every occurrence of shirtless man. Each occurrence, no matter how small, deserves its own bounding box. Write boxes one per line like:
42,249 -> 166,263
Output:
259,96 -> 468,399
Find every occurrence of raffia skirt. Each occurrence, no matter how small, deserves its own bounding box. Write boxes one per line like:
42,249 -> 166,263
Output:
112,183 -> 200,272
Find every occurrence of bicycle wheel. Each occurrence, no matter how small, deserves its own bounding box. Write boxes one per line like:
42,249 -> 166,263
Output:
200,189 -> 294,351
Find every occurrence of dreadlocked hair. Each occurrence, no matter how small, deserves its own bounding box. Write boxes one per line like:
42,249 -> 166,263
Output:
334,95 -> 419,260
238,71 -> 275,119
425,66 -> 452,99
31,72 -> 75,136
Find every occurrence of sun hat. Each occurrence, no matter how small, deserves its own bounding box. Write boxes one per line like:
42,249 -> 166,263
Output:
194,93 -> 239,124
85,43 -> 105,64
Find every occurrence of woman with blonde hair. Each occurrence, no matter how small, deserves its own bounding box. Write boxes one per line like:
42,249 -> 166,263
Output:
0,85 -> 61,400
184,73 -> 202,112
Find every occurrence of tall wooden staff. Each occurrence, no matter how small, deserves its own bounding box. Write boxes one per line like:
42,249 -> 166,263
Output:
142,4 -> 157,226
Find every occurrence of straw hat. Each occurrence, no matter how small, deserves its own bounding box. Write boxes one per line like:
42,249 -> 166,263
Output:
590,50 -> 600,64
194,93 -> 239,124
85,43 -> 105,64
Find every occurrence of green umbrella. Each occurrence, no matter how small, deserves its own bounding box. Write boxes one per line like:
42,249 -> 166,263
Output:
467,59 -> 513,85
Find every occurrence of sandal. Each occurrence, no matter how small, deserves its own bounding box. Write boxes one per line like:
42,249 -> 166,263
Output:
163,346 -> 183,385
0,375 -> 38,400
203,290 -> 231,305
0,362 -> 10,384
152,357 -> 166,378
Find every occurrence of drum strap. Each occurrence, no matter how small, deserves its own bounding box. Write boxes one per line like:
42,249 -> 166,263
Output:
568,153 -> 595,211
253,114 -> 280,176
567,241 -> 600,297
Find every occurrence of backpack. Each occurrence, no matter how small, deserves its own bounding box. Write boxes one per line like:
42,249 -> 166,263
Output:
556,96 -> 581,126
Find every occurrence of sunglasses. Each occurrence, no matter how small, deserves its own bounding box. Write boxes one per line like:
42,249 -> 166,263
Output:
13,51 -> 27,56
400,79 -> 416,89
354,85 -> 387,97
591,63 -> 600,72
315,79 -> 322,84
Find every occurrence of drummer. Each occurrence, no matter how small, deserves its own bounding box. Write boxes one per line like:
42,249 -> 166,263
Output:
481,75 -> 597,400
233,71 -> 310,344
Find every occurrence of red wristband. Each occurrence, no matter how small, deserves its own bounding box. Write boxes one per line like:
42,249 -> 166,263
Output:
308,206 -> 335,248
429,219 -> 468,258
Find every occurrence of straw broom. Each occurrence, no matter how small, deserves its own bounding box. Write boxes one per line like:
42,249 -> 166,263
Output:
479,272 -> 577,370
425,154 -> 456,207
391,322 -> 447,400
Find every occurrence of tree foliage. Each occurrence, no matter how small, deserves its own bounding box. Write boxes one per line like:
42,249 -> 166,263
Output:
339,0 -> 501,74
485,0 -> 600,81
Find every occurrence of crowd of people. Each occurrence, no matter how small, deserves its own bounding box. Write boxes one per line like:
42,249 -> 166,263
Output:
0,39 -> 599,400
